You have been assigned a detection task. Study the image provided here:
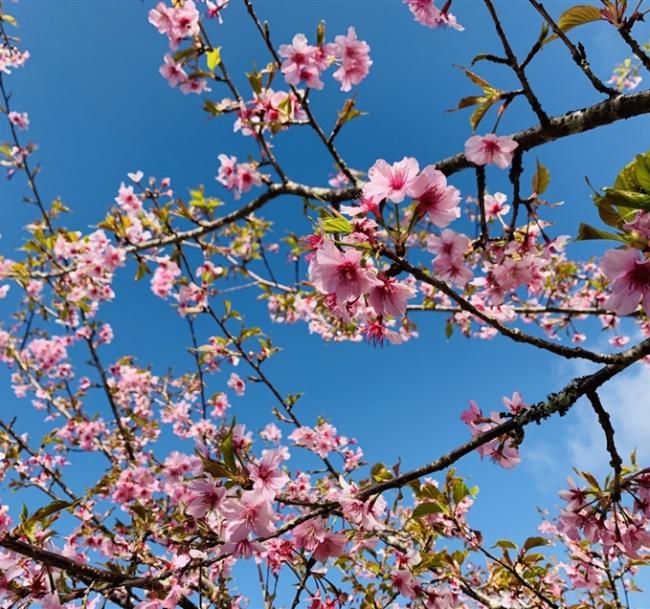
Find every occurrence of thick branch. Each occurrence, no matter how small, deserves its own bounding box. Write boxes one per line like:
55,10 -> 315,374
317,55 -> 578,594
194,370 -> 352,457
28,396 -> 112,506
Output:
383,248 -> 619,364
0,538 -> 198,609
358,336 -> 650,499
483,0 -> 549,125
527,0 -> 617,97
129,181 -> 356,253
587,390 -> 623,499
618,24 -> 650,73
436,88 -> 650,176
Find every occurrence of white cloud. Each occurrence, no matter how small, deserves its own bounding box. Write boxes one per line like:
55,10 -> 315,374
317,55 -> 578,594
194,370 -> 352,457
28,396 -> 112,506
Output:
566,363 -> 650,473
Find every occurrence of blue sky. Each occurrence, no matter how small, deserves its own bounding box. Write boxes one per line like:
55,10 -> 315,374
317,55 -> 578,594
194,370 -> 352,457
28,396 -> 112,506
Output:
2,0 -> 650,602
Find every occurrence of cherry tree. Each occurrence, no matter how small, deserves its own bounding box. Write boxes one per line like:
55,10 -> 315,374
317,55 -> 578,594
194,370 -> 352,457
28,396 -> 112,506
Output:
1,2 -> 650,609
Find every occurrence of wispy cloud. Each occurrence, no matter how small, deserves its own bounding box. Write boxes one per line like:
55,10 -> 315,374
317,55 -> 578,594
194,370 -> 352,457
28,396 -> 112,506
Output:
566,363 -> 650,474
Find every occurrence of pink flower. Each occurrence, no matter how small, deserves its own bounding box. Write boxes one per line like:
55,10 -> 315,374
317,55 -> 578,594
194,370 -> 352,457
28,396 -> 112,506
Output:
460,400 -> 482,426
464,134 -> 518,169
362,321 -> 407,346
185,478 -> 225,518
149,1 -> 200,49
484,192 -> 510,220
179,77 -> 211,95
260,423 -> 282,442
404,0 -> 464,30
363,157 -> 420,204
609,334 -> 630,348
40,593 -> 66,609
160,53 -> 187,87
211,392 -> 230,417
368,276 -> 415,317
206,0 -> 229,22
216,155 -> 262,199
410,165 -> 460,227
392,569 -> 418,599
279,33 -> 323,89
337,478 -> 387,531
461,400 -> 521,469
309,240 -> 380,303
227,372 -> 246,397
148,3 -> 174,37
220,489 -> 276,542
293,517 -> 327,552
151,257 -> 181,299
115,182 -> 142,212
602,247 -> 650,316
332,27 -> 372,92
0,504 -> 12,534
248,450 -> 288,497
8,111 -> 29,130
624,210 -> 650,239
234,163 -> 263,198
312,529 -> 347,562
427,229 -> 473,287
216,154 -> 237,190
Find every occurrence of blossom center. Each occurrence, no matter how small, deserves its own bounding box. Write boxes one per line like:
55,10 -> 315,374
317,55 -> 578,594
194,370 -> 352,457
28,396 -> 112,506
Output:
337,261 -> 359,283
628,260 -> 650,292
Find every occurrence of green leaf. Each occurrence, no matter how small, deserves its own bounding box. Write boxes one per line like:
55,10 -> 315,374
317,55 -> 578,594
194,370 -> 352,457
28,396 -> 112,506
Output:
1,14 -> 18,27
448,95 -> 488,112
203,99 -> 222,116
246,71 -> 263,95
545,5 -> 602,43
523,536 -> 550,551
494,539 -> 518,550
202,459 -> 235,479
134,260 -> 149,282
595,197 -> 623,229
614,158 -> 641,191
579,469 -> 601,489
26,500 -> 73,525
531,159 -> 550,196
635,153 -> 650,192
220,428 -> 237,473
371,463 -> 393,483
452,479 -> 470,504
412,502 -> 444,519
603,188 -> 650,210
321,217 -> 353,234
173,47 -> 198,62
459,67 -> 496,93
575,223 -> 625,242
445,320 -> 454,339
206,47 -> 222,71
338,99 -> 365,126
316,20 -> 326,46
470,99 -> 497,132
241,327 -> 262,341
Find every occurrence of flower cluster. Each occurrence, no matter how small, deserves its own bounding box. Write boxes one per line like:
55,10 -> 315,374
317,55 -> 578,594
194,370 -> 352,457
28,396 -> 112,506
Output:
148,1 -> 200,49
149,1 -> 215,94
404,0 -> 464,31
279,27 -> 372,92
216,154 -> 263,199
460,392 -> 528,468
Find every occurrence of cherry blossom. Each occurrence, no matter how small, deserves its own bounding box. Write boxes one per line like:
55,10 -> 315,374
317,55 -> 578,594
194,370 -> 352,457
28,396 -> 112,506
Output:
363,157 -> 420,203
404,0 -> 464,31
464,133 -> 519,168
7,111 -> 28,130
308,240 -> 380,303
332,27 -> 372,92
410,164 -> 461,226
602,247 -> 650,316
